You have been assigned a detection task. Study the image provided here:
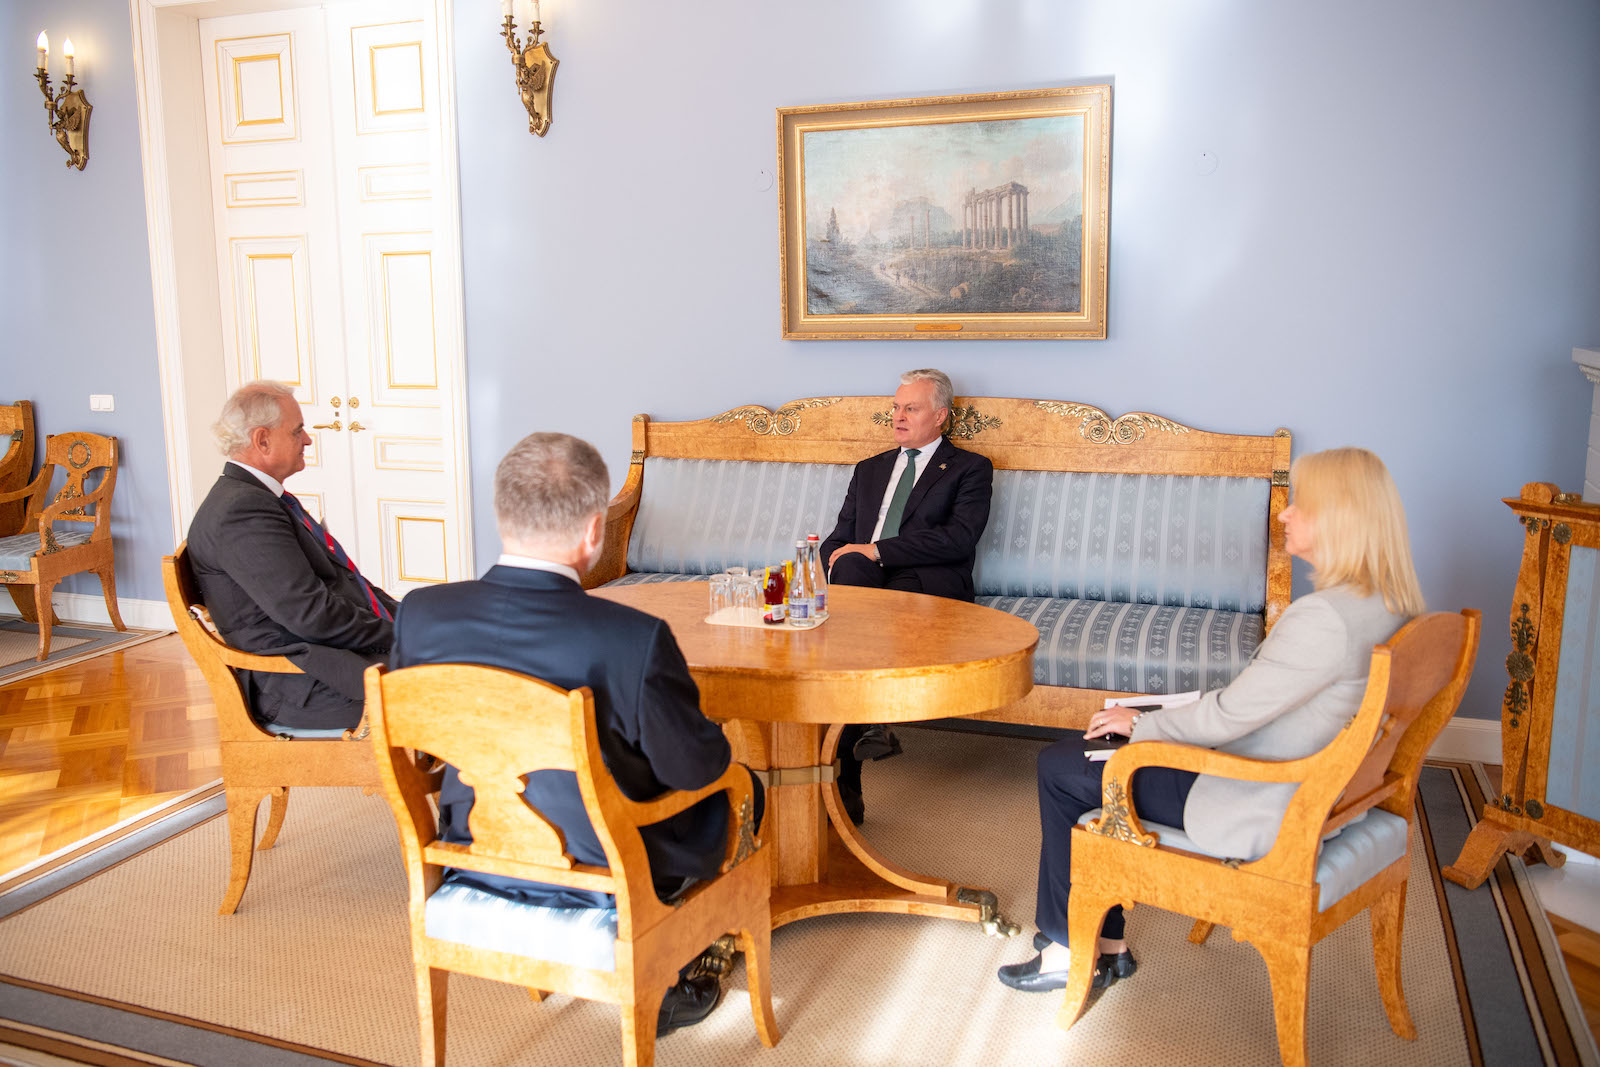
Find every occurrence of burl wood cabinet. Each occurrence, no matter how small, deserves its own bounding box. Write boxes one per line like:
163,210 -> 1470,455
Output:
1443,484 -> 1600,887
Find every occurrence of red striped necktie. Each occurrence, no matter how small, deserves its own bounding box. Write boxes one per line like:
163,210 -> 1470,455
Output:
280,491 -> 393,622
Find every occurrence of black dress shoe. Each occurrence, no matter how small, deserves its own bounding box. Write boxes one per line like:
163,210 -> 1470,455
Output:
837,784 -> 865,826
852,724 -> 903,761
1096,949 -> 1138,985
996,950 -> 1138,993
658,974 -> 723,1036
997,953 -> 1069,992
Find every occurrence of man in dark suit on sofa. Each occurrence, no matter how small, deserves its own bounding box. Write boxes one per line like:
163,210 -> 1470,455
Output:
821,368 -> 994,824
187,380 -> 397,731
391,431 -> 758,1036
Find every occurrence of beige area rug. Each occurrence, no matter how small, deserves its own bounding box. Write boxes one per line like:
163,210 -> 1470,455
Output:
0,617 -> 167,686
0,730 -> 1489,1066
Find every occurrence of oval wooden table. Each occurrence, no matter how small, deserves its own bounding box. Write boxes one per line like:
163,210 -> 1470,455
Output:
591,582 -> 1038,932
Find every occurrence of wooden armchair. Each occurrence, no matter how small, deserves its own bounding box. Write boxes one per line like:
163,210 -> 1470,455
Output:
366,662 -> 780,1067
1058,609 -> 1480,1066
0,400 -> 35,535
163,544 -> 383,915
0,432 -> 124,659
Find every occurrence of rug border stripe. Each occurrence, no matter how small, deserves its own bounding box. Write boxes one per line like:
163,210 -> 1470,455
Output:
0,627 -> 168,689
0,976 -> 391,1067
1416,762 -> 1486,1067
0,796 -> 226,922
1456,761 -> 1587,1066
0,1021 -> 189,1066
0,781 -> 224,896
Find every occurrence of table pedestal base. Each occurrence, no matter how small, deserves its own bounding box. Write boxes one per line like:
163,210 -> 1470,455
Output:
771,827 -> 1014,931
745,721 -> 1020,938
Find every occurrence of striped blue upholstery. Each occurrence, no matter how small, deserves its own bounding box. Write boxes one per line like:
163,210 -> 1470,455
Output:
979,597 -> 1263,695
976,471 -> 1270,612
604,571 -> 708,586
624,459 -> 1269,611
424,880 -> 618,971
618,458 -> 1274,693
626,458 -> 854,576
1076,808 -> 1409,911
0,530 -> 92,570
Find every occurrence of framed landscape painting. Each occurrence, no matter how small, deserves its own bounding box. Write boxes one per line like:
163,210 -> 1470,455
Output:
778,84 -> 1111,341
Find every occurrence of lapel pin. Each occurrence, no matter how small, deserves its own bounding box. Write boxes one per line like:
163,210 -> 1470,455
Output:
940,463 -> 947,470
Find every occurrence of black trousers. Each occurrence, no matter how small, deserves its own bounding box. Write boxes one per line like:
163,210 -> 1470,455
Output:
1034,734 -> 1197,947
829,552 -> 924,798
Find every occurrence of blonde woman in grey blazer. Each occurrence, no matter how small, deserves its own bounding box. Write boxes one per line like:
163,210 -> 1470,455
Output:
999,448 -> 1427,995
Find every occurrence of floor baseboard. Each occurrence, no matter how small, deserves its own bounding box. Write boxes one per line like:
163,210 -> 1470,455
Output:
2,594 -> 173,633
1428,715 -> 1501,763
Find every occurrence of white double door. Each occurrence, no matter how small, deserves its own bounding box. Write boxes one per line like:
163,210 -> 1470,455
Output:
199,0 -> 465,596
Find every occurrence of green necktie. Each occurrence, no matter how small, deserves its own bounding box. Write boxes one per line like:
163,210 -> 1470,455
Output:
879,448 -> 921,539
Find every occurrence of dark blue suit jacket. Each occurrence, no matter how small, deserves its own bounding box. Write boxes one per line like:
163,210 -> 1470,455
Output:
390,565 -> 733,907
820,437 -> 994,602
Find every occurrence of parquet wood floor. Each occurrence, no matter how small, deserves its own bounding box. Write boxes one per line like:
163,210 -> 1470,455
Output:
0,643 -> 1595,1050
0,634 -> 220,878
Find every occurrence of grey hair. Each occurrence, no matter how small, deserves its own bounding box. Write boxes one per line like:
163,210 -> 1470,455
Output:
212,380 -> 297,457
900,368 -> 954,413
494,433 -> 611,547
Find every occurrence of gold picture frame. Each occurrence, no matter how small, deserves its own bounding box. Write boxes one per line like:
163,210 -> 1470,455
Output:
778,84 -> 1112,341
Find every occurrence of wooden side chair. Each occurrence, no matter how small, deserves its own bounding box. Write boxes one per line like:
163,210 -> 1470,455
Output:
163,544 -> 384,915
0,400 -> 35,536
366,661 -> 781,1067
1058,609 -> 1480,1066
0,432 -> 124,659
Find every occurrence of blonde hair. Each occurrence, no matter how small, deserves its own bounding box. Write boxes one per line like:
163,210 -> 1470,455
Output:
1291,447 -> 1425,616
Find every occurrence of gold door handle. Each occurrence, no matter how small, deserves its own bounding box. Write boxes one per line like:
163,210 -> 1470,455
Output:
348,420 -> 367,433
312,420 -> 342,431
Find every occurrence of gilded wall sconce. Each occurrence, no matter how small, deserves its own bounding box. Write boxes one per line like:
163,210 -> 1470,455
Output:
34,32 -> 91,170
500,0 -> 558,137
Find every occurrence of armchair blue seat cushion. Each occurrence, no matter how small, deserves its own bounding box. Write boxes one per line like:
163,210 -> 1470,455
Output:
1075,806 -> 1409,912
261,723 -> 352,739
424,879 -> 619,971
0,530 -> 92,570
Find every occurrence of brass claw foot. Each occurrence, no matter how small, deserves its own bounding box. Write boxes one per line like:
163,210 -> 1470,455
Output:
687,934 -> 739,982
956,887 -> 1021,939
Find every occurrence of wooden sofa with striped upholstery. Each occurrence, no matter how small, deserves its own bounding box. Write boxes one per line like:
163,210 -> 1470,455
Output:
584,396 -> 1291,731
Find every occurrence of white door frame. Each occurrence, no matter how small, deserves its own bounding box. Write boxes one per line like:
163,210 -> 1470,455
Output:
128,0 -> 474,578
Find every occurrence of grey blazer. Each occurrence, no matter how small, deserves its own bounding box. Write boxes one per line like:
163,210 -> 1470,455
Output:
1130,586 -> 1408,861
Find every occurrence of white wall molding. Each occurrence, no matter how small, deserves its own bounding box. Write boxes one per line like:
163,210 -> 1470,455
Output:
5,595 -> 175,632
129,0 -> 474,577
1428,716 -> 1502,764
130,0 -> 197,547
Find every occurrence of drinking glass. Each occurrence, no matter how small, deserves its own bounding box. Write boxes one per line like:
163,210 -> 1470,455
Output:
733,575 -> 762,618
708,574 -> 733,618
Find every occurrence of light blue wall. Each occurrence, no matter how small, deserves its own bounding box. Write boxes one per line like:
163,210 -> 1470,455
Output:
3,0 -> 1598,722
2,0 -> 170,603
451,0 -> 1600,721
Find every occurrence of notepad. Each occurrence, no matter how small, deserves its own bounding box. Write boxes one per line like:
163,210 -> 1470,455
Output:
1084,691 -> 1201,761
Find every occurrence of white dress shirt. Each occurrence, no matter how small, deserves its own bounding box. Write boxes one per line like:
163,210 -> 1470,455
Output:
869,436 -> 943,544
230,460 -> 285,498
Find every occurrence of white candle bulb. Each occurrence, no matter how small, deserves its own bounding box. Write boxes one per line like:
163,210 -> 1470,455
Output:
36,31 -> 47,72
62,37 -> 74,77
501,0 -> 512,19
532,0 -> 542,24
